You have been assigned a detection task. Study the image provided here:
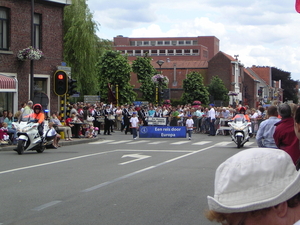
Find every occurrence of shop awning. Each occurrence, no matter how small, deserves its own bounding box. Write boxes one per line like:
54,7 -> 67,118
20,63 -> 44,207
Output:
0,74 -> 16,90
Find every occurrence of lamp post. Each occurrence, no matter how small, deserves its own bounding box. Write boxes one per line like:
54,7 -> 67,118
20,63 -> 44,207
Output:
30,0 -> 35,100
156,60 -> 164,74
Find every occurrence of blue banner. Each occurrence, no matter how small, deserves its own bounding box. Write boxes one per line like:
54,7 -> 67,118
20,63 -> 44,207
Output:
139,126 -> 187,138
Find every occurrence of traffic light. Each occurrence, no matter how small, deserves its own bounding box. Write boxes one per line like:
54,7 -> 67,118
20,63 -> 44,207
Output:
54,70 -> 68,96
68,78 -> 78,96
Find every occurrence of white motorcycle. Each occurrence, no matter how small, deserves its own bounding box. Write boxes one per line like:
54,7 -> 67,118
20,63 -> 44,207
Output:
12,121 -> 46,155
228,114 -> 251,148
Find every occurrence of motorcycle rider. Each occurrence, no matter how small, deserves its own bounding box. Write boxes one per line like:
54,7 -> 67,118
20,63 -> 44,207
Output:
25,104 -> 45,137
232,106 -> 252,134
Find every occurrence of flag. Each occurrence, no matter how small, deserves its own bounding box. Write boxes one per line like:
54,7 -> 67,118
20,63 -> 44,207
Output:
296,0 -> 300,13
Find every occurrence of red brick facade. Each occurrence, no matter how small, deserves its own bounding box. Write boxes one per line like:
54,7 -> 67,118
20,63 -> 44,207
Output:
0,0 -> 66,114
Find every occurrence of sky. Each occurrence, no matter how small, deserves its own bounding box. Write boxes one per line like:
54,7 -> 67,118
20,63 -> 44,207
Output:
86,0 -> 300,81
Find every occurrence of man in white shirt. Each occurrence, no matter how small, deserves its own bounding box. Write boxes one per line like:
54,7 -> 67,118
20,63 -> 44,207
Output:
208,104 -> 216,136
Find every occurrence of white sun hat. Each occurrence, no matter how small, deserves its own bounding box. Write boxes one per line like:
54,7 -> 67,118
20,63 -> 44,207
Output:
207,148 -> 300,213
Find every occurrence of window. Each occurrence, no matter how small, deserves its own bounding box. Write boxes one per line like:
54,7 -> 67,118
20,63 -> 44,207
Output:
203,50 -> 208,58
172,41 -> 177,45
186,40 -> 191,45
143,41 -> 149,45
34,14 -> 41,49
136,41 -> 142,46
184,49 -> 190,55
164,41 -> 170,45
135,50 -> 141,56
142,50 -> 149,56
193,40 -> 198,45
127,50 -> 133,56
159,49 -> 166,55
151,41 -> 155,46
0,7 -> 9,50
130,41 -> 135,46
192,49 -> 199,55
167,49 -> 174,55
157,41 -> 163,45
152,49 -> 157,56
176,49 -> 182,55
178,41 -> 184,45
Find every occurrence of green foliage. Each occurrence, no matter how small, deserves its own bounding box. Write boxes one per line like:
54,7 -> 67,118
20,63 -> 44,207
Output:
63,0 -> 99,95
272,67 -> 298,103
132,56 -> 157,102
96,50 -> 136,104
181,71 -> 209,105
208,76 -> 229,102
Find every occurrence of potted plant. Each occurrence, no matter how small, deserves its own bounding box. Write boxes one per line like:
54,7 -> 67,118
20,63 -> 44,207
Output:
17,46 -> 43,61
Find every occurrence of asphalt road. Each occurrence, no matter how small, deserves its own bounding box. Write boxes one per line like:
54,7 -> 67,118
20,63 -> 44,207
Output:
0,132 -> 258,225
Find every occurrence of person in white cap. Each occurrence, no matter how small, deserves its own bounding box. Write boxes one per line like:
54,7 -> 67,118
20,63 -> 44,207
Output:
206,148 -> 300,225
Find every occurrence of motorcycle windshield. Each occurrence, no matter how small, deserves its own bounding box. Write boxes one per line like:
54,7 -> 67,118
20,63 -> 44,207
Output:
234,114 -> 246,123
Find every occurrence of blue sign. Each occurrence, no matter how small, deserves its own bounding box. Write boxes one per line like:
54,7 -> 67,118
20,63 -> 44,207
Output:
139,126 -> 186,138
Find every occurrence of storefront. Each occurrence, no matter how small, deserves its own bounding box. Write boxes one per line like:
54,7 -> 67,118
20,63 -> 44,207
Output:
0,74 -> 18,115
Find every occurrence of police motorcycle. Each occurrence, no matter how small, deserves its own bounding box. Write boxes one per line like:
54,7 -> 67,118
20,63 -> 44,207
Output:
228,114 -> 251,148
12,104 -> 51,155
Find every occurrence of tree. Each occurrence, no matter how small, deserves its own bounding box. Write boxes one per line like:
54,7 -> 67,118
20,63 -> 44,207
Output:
272,67 -> 298,103
132,55 -> 157,102
96,50 -> 136,104
181,71 -> 209,105
208,76 -> 229,103
63,0 -> 99,96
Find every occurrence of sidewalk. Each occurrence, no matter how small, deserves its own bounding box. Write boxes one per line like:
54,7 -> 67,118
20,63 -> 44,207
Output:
0,135 -> 103,152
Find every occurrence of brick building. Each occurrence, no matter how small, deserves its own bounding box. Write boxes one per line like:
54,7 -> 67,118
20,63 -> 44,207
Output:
0,0 -> 70,115
114,35 -> 219,99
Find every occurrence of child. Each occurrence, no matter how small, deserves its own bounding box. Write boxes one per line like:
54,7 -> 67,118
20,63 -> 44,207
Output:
85,126 -> 94,138
46,122 -> 61,148
0,122 -> 9,144
185,114 -> 194,140
130,112 -> 139,139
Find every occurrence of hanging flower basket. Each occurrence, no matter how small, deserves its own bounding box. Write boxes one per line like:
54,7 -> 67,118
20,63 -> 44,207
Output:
192,100 -> 201,105
151,74 -> 169,84
17,46 -> 43,61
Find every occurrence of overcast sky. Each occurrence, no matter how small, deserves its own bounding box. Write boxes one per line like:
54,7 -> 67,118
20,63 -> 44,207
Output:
87,0 -> 300,81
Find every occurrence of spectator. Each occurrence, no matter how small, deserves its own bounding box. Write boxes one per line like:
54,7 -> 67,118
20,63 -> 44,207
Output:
256,105 -> 280,148
46,122 -> 61,148
50,112 -> 73,141
206,148 -> 300,225
273,103 -> 300,164
20,100 -> 33,122
4,111 -> 18,144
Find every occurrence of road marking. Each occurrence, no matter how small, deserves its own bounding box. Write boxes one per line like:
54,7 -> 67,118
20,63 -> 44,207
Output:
214,141 -> 232,146
119,153 -> 151,165
170,141 -> 190,145
0,151 -> 112,175
126,140 -> 150,145
89,140 -> 114,144
148,141 -> 167,144
31,201 -> 61,211
117,149 -> 193,153
81,143 -> 220,193
108,140 -> 132,144
192,141 -> 211,145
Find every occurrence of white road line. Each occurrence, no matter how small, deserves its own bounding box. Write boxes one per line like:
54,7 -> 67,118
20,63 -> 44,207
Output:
214,141 -> 232,146
148,141 -> 167,144
31,201 -> 61,211
89,140 -> 114,144
0,151 -> 113,175
170,141 -> 191,145
126,140 -> 150,145
108,140 -> 132,144
81,143 -> 221,192
116,149 -> 194,153
192,141 -> 211,145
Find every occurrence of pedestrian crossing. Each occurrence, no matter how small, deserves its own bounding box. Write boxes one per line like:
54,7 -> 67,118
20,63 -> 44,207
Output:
89,139 -> 257,147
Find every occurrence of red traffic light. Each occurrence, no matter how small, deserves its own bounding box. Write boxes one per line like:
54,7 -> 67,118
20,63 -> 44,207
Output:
54,70 -> 68,96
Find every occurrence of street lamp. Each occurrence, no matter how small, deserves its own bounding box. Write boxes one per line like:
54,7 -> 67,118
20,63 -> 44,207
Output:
156,60 -> 164,74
